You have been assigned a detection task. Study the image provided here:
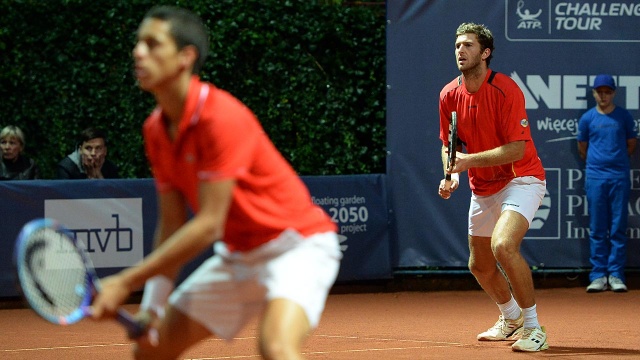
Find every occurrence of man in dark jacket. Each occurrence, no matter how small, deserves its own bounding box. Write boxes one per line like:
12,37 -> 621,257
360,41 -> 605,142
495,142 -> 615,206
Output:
57,127 -> 119,179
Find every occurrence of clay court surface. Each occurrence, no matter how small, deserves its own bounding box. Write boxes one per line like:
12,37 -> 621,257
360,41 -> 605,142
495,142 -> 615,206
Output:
1,286 -> 639,359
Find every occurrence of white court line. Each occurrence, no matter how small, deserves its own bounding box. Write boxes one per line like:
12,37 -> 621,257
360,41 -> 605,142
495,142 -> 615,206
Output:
184,334 -> 467,360
2,343 -> 131,352
185,356 -> 260,360
0,337 -> 257,353
186,346 -> 467,360
315,334 -> 465,346
2,333 -> 467,359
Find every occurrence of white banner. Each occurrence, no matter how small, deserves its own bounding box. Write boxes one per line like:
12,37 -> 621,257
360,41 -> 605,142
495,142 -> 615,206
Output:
44,198 -> 144,268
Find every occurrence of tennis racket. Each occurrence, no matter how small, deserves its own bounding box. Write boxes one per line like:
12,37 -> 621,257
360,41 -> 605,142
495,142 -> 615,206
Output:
445,111 -> 458,184
14,218 -> 145,338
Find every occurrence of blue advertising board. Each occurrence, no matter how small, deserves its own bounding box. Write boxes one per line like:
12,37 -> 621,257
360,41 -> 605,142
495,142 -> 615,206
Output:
0,176 -> 391,298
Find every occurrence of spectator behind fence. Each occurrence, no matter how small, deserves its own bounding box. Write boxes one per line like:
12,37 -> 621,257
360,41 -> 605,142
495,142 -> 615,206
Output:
57,127 -> 120,179
577,74 -> 637,293
0,125 -> 40,180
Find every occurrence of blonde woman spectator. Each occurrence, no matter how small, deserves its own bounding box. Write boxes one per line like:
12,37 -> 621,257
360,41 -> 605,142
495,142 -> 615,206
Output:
0,125 -> 40,180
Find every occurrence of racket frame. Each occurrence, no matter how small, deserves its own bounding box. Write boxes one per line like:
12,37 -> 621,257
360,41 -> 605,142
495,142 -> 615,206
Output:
14,218 -> 144,338
445,111 -> 458,181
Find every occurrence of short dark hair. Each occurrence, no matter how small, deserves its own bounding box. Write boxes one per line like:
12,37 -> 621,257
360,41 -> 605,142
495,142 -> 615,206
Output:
143,6 -> 209,74
78,127 -> 108,148
456,23 -> 495,66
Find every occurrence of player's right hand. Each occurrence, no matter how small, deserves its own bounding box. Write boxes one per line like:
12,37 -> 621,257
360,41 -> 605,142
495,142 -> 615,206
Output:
438,178 -> 459,200
91,275 -> 131,320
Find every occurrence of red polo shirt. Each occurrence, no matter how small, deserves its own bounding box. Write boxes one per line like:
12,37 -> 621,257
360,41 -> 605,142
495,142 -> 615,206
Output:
439,70 -> 545,196
144,76 -> 336,251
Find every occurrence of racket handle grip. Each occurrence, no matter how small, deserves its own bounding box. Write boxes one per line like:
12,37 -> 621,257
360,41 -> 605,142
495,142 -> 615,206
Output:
116,309 -> 146,339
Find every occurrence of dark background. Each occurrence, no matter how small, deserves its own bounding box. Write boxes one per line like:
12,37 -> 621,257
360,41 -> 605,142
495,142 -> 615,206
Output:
0,0 -> 386,179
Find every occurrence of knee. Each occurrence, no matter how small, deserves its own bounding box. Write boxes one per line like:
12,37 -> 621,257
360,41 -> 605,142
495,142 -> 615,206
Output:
259,340 -> 281,360
469,257 -> 496,280
259,335 -> 297,360
491,237 -> 518,265
468,257 -> 480,276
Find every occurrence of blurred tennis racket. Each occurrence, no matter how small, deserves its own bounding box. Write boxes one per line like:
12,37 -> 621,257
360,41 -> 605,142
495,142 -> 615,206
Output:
14,218 -> 144,338
445,110 -> 458,188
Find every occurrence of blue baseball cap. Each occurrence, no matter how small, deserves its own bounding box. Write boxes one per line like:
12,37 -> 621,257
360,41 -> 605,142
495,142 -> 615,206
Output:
593,74 -> 616,90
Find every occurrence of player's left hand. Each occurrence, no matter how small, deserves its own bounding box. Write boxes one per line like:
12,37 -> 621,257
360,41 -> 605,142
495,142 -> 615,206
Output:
439,178 -> 459,199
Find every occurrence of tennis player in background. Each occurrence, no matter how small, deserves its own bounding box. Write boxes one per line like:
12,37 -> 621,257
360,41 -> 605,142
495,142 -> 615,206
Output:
90,6 -> 341,360
437,23 -> 548,352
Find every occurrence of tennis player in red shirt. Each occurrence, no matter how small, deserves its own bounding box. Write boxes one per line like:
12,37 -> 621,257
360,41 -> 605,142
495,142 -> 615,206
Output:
91,6 -> 341,360
437,23 -> 548,352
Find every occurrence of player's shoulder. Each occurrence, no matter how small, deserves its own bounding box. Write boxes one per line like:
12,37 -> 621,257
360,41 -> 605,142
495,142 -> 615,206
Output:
198,84 -> 264,139
486,70 -> 518,89
485,70 -> 523,98
203,84 -> 256,120
440,76 -> 463,97
213,87 -> 248,111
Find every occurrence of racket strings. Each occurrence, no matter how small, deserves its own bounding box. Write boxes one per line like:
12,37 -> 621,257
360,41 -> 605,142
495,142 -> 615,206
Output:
20,228 -> 89,319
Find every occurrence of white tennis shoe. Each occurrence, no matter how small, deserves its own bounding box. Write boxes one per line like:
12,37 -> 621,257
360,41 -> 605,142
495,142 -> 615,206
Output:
477,313 -> 524,341
512,326 -> 549,352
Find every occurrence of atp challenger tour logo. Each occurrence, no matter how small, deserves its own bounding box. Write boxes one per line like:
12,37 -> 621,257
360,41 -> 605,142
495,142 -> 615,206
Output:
505,0 -> 640,42
515,0 -> 543,29
44,198 -> 144,268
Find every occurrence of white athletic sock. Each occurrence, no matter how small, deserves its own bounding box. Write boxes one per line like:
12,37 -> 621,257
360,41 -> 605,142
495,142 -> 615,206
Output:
522,304 -> 541,329
497,295 -> 521,320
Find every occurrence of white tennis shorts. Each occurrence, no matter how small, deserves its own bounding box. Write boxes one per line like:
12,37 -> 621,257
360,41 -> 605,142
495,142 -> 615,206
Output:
468,176 -> 546,237
168,229 -> 342,340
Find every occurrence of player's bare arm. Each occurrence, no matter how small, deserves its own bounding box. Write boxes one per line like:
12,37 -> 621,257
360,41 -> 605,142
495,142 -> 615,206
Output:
441,145 -> 451,175
152,190 -> 189,279
91,180 -> 235,319
120,179 -> 234,289
451,140 -> 525,173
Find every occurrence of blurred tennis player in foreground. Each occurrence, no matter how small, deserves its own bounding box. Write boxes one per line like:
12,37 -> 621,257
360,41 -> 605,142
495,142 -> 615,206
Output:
91,6 -> 341,360
437,23 -> 548,352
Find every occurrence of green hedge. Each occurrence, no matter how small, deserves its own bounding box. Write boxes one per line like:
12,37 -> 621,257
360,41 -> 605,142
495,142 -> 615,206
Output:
0,0 -> 386,178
